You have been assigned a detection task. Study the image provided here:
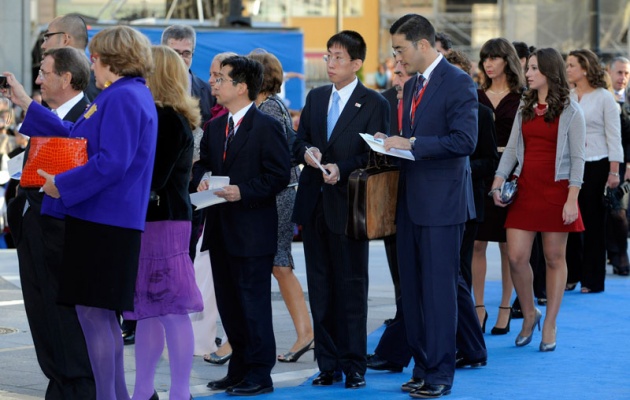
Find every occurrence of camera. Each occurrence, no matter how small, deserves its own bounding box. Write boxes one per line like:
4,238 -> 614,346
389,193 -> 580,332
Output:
0,76 -> 8,89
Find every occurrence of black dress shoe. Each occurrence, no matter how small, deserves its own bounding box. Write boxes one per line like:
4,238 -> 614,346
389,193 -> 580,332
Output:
226,380 -> 273,396
366,353 -> 403,372
149,391 -> 159,400
455,353 -> 487,368
123,332 -> 135,345
344,372 -> 366,389
401,377 -> 424,392
410,384 -> 452,398
312,370 -> 342,386
207,375 -> 242,391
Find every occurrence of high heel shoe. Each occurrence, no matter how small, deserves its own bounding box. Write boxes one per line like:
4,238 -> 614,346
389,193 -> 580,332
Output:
149,391 -> 159,400
491,306 -> 511,335
515,308 -> 542,347
475,305 -> 488,333
203,351 -> 232,365
565,282 -> 577,291
539,327 -> 557,352
277,339 -> 314,363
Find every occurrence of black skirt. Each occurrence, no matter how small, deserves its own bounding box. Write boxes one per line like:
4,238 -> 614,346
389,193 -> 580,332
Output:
58,216 -> 142,311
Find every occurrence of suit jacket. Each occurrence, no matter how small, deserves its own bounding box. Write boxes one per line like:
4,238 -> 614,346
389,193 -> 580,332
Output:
193,104 -> 290,256
292,80 -> 390,234
471,103 -> 499,222
401,58 -> 477,226
191,72 -> 214,127
382,86 -> 400,136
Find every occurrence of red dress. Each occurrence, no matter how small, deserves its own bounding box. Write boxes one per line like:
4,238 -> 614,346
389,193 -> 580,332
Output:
505,109 -> 584,232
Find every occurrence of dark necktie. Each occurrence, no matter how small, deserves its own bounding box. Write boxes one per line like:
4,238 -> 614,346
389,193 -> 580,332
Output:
223,116 -> 235,159
413,74 -> 426,102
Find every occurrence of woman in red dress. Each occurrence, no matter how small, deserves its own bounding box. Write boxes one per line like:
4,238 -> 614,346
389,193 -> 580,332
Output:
491,48 -> 586,352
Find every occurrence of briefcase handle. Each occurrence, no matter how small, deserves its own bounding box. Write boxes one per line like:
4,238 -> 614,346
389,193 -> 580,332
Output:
367,150 -> 395,169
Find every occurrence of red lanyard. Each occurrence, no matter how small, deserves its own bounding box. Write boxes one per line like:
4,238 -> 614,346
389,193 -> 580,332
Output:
410,84 -> 427,126
397,99 -> 403,134
223,116 -> 244,160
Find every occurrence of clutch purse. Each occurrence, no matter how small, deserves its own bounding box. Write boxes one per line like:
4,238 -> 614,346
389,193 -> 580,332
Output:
21,137 -> 88,188
500,178 -> 518,205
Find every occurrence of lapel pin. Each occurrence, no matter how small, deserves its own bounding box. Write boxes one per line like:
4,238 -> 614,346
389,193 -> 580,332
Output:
355,103 -> 362,108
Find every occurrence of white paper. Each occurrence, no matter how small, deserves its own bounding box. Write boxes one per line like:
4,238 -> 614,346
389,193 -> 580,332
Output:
359,133 -> 415,160
190,176 -> 230,209
304,146 -> 330,176
8,151 -> 24,179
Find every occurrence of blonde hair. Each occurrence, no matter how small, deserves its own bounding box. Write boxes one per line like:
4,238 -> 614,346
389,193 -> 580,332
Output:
147,45 -> 201,128
88,26 -> 153,78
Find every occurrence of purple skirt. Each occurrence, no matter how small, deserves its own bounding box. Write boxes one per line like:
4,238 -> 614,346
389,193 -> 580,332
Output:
123,220 -> 203,320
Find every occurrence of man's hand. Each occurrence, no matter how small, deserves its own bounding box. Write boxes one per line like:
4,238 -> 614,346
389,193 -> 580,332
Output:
215,185 -> 241,202
322,163 -> 340,185
304,147 -> 322,168
384,136 -> 412,151
37,169 -> 60,198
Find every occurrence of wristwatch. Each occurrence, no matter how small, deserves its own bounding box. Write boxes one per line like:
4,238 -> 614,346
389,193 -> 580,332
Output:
409,137 -> 416,150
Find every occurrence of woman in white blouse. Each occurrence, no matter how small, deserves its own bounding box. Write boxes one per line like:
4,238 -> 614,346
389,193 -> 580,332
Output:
565,49 -> 623,293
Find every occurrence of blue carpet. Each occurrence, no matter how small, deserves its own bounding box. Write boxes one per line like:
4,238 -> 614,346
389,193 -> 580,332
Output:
197,278 -> 630,399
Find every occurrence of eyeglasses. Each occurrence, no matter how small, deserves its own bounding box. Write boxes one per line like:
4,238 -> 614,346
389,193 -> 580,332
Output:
323,55 -> 351,65
37,69 -> 58,80
392,41 -> 418,58
215,77 -> 239,86
43,32 -> 65,42
173,49 -> 194,59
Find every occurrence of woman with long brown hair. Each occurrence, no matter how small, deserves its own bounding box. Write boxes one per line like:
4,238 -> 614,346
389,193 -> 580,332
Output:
491,47 -> 586,351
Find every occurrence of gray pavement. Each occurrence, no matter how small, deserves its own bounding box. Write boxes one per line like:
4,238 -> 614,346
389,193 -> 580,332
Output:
0,241 -> 504,399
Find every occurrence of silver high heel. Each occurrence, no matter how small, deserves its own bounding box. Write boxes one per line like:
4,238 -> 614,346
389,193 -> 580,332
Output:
539,327 -> 557,352
515,308 -> 542,347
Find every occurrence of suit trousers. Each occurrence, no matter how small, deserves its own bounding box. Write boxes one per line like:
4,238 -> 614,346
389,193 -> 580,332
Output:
567,158 -> 609,292
375,270 -> 486,368
209,236 -> 275,387
397,201 -> 463,386
302,198 -> 369,375
7,193 -> 95,399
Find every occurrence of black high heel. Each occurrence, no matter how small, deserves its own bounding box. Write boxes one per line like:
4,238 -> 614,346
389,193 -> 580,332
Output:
475,305 -> 488,333
491,306 -> 511,335
277,339 -> 315,363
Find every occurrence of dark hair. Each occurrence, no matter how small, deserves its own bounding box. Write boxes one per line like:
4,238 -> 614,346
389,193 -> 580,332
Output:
478,38 -> 525,92
390,14 -> 436,47
326,30 -> 367,61
435,32 -> 453,51
221,56 -> 263,101
56,14 -> 88,49
161,24 -> 196,49
568,49 -> 608,89
248,52 -> 284,95
445,50 -> 472,75
521,48 -> 570,123
512,41 -> 530,60
43,47 -> 90,91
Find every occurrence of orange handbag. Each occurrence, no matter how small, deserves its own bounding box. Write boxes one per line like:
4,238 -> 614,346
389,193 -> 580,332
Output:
21,137 -> 88,188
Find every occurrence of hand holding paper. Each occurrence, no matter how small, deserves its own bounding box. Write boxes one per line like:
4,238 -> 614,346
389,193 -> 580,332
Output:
359,133 -> 414,160
305,146 -> 330,176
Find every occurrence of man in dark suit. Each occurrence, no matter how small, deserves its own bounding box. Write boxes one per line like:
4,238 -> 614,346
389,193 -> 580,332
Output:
162,24 -> 214,127
292,30 -> 389,390
6,47 -> 95,400
384,15 -> 478,398
194,56 -> 290,396
368,51 -> 489,376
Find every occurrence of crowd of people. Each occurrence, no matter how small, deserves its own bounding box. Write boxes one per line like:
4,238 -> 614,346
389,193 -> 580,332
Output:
0,10 -> 629,400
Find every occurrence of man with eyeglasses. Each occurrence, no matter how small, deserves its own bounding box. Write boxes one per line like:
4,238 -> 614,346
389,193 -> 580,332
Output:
382,14 -> 478,398
292,30 -> 389,390
194,56 -> 290,396
162,24 -> 214,127
40,13 -> 100,102
6,47 -> 96,400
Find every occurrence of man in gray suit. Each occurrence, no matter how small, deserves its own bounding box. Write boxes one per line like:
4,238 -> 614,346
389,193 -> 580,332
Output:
292,30 -> 389,390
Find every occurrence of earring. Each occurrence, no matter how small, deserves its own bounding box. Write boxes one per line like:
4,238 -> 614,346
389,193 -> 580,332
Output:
583,72 -> 587,76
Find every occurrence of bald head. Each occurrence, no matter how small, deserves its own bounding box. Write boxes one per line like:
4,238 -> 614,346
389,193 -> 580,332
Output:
41,14 -> 88,51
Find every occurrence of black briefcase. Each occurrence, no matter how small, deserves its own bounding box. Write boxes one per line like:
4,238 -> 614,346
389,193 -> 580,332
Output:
346,153 -> 399,240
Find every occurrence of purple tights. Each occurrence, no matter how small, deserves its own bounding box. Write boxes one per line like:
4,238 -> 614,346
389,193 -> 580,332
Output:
76,305 -> 129,400
132,314 -> 194,400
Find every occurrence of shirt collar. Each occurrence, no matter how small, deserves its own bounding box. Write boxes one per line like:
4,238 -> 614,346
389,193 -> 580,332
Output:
228,102 -> 255,131
331,77 -> 359,109
54,92 -> 85,120
419,52 -> 443,83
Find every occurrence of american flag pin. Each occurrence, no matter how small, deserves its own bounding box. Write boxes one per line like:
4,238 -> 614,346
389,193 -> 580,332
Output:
355,103 -> 361,108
